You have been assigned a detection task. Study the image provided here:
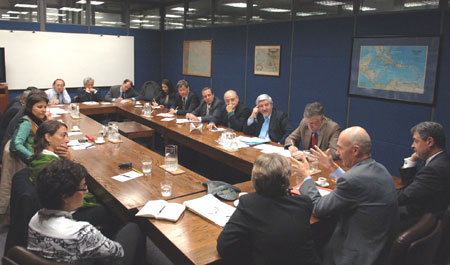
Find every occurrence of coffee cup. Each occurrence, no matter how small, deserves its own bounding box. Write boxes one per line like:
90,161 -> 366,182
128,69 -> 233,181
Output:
317,177 -> 327,186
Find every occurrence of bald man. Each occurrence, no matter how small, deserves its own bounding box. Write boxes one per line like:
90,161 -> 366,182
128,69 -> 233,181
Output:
291,127 -> 398,265
207,90 -> 251,132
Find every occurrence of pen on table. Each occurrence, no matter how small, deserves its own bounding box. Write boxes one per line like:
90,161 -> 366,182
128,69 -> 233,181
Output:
84,144 -> 94,149
120,174 -> 130,178
132,168 -> 143,175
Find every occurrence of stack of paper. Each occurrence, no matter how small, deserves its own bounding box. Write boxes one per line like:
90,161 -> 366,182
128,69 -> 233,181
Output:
112,170 -> 143,182
48,108 -> 68,115
253,144 -> 291,157
81,101 -> 99,105
183,194 -> 236,227
237,136 -> 270,145
157,113 -> 175,118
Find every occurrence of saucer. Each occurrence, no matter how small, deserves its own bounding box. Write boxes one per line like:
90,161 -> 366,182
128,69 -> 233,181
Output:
233,200 -> 239,207
95,139 -> 106,144
315,181 -> 330,188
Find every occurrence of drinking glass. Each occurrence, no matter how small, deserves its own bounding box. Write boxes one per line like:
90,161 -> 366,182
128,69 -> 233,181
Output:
160,180 -> 173,197
164,145 -> 178,171
142,160 -> 152,176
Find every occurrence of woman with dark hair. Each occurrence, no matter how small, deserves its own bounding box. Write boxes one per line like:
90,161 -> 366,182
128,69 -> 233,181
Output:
28,159 -> 146,265
152,79 -> 176,108
217,153 -> 320,265
10,90 -> 49,164
29,120 -> 70,183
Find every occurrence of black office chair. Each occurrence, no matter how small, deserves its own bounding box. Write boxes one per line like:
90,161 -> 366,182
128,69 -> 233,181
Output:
3,246 -> 70,265
4,167 -> 41,253
139,81 -> 160,101
434,205 -> 450,265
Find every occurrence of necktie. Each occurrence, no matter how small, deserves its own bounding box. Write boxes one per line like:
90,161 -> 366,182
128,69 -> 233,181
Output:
182,97 -> 186,109
311,132 -> 318,148
206,104 -> 211,116
259,117 -> 270,139
59,93 -> 63,104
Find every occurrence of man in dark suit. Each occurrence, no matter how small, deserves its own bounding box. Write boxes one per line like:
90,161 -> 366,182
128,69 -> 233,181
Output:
397,121 -> 450,230
292,126 -> 399,265
169,79 -> 200,116
243,94 -> 293,144
0,89 -> 32,145
104,79 -> 141,102
207,90 -> 251,132
285,102 -> 340,159
186,87 -> 224,123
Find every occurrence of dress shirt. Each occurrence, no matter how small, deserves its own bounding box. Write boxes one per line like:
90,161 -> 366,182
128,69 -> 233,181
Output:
45,88 -> 71,104
402,151 -> 443,168
247,113 -> 272,140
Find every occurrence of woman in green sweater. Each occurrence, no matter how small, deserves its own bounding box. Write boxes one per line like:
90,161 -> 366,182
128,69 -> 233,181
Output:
10,90 -> 49,164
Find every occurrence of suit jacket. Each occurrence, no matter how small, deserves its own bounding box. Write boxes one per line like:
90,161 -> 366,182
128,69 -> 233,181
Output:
191,97 -> 224,123
154,92 -> 176,108
170,91 -> 200,116
300,158 -> 399,265
0,102 -> 21,144
285,117 -> 340,159
217,193 -> 320,265
397,151 -> 450,219
104,85 -> 141,101
76,88 -> 102,102
243,109 -> 294,144
213,102 -> 251,132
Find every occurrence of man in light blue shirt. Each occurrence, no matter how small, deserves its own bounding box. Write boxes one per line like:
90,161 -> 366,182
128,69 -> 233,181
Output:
243,94 -> 293,144
45,79 -> 71,105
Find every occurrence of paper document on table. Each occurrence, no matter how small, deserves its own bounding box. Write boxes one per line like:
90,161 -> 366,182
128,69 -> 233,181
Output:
68,132 -> 83,136
120,99 -> 131,103
81,101 -> 99,105
183,194 -> 236,227
209,128 -> 226,132
112,170 -> 143,182
101,102 -> 112,105
48,108 -> 68,115
152,105 -> 161,109
157,113 -> 175,117
237,136 -> 270,145
136,200 -> 185,222
254,144 -> 291,157
176,119 -> 189,124
70,143 -> 95,150
161,118 -> 175,122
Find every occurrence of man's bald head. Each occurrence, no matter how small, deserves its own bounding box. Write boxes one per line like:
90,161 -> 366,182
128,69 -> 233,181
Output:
340,126 -> 372,155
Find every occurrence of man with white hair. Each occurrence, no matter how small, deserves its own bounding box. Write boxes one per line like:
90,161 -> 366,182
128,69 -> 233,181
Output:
291,126 -> 399,265
243,94 -> 293,144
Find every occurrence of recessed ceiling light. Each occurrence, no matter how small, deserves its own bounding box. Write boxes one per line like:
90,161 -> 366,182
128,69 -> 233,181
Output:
260,8 -> 291,13
166,14 -> 182,18
47,13 -> 67,17
7,11 -> 29,14
145,15 -> 160,18
170,7 -> 196,12
142,24 -> 155,27
315,0 -> 345,6
223,3 -> 257,8
59,7 -> 83,12
404,2 -> 426,6
14,4 -> 38,8
76,0 -> 104,5
296,11 -> 327,16
131,19 -> 150,23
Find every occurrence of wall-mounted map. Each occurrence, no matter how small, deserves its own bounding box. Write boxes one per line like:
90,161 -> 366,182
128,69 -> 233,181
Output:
182,40 -> 212,78
254,45 -> 281,76
349,37 -> 440,104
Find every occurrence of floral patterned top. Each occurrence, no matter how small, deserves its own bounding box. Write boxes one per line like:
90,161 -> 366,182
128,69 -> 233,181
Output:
28,209 -> 123,264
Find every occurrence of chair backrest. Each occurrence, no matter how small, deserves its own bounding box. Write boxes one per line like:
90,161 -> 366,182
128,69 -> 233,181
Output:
139,81 -> 160,101
434,204 -> 450,265
388,213 -> 442,265
5,167 -> 40,253
5,246 -> 69,265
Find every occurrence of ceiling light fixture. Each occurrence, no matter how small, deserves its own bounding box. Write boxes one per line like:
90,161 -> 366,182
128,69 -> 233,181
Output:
59,7 -> 83,12
223,3 -> 257,8
7,11 -> 29,14
260,7 -> 291,12
76,0 -> 104,5
296,11 -> 327,16
170,7 -> 196,12
315,0 -> 345,6
166,14 -> 182,18
14,4 -> 38,8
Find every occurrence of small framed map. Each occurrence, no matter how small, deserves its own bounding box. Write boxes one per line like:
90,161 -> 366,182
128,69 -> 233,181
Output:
254,45 -> 281,76
349,37 -> 440,104
183,40 -> 212,77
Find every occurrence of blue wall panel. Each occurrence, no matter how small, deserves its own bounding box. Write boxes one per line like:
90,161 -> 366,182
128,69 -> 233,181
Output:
211,25 -> 247,100
246,22 -> 292,113
90,26 -> 127,36
291,17 -> 353,126
45,23 -> 88,33
129,29 -> 161,90
162,30 -> 184,90
0,21 -> 39,31
434,11 -> 450,148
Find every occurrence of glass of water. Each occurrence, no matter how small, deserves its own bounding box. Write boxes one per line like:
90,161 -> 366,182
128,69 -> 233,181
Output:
160,180 -> 173,197
142,160 -> 152,176
164,145 -> 178,171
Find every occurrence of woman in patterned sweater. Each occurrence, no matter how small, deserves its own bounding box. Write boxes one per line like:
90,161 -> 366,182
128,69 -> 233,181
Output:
28,159 -> 145,265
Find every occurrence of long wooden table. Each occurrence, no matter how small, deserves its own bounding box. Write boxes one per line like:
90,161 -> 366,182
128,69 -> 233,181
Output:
55,107 -> 209,218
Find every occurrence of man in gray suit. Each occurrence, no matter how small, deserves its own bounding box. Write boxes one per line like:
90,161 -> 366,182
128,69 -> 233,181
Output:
291,126 -> 399,265
104,79 -> 141,102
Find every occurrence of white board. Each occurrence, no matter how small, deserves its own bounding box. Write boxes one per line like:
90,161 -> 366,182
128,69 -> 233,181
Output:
0,30 -> 134,90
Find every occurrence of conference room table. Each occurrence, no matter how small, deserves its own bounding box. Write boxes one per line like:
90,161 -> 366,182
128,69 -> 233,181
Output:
79,102 -> 269,176
52,105 -> 209,219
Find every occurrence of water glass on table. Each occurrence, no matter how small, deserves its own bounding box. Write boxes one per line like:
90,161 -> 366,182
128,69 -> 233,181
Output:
160,180 -> 173,197
142,160 -> 152,176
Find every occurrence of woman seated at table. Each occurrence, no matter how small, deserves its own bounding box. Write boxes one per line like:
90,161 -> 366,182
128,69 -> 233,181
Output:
217,153 -> 320,265
28,159 -> 146,265
10,90 -> 49,164
152,79 -> 176,108
30,120 -> 101,211
77,77 -> 102,102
